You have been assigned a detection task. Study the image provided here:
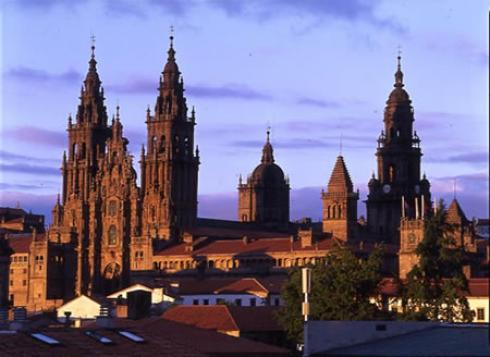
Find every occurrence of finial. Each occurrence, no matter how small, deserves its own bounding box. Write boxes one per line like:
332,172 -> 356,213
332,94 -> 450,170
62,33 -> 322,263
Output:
239,174 -> 243,185
116,103 -> 120,120
453,178 -> 457,199
90,34 -> 96,59
266,126 -> 271,143
56,193 -> 60,205
170,25 -> 174,48
394,49 -> 404,88
371,171 -> 375,179
397,45 -> 402,70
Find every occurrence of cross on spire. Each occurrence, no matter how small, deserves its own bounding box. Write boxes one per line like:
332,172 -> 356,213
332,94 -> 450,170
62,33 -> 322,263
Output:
170,25 -> 174,47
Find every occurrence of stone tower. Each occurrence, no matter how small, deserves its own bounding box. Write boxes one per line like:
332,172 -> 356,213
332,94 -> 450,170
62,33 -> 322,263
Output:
95,107 -> 139,293
57,44 -> 112,296
321,155 -> 359,241
238,130 -> 290,229
141,35 -> 199,241
399,217 -> 425,279
366,56 -> 431,243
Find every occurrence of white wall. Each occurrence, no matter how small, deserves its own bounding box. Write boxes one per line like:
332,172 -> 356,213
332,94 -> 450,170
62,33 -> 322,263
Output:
180,293 -> 268,306
57,295 -> 101,321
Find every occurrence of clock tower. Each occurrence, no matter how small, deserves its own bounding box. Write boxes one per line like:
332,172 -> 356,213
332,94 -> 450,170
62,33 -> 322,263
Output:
366,56 -> 431,243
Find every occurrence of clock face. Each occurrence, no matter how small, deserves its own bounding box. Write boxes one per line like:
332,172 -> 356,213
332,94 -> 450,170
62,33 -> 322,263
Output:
382,184 -> 391,194
414,185 -> 420,194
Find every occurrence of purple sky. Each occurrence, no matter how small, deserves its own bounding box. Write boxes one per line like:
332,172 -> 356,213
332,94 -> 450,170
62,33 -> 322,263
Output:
1,0 -> 488,223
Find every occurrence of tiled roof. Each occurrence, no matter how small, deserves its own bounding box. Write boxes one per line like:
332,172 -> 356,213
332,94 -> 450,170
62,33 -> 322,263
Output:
0,318 -> 291,356
162,306 -> 283,333
164,276 -> 288,296
7,233 -> 34,254
155,236 -> 333,257
467,278 -> 488,297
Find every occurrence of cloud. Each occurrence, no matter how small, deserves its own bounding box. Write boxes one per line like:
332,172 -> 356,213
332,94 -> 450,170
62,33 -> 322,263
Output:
425,151 -> 489,166
0,163 -> 59,176
3,126 -> 66,148
108,78 -> 272,101
296,97 -> 340,108
209,0 -> 404,32
0,150 -> 59,164
0,182 -> 58,191
187,84 -> 272,100
4,66 -> 82,85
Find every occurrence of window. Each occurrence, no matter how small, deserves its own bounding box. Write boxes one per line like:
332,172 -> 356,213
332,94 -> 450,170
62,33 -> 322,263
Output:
274,298 -> 280,306
22,280 -> 27,286
250,298 -> 256,306
108,201 -> 117,216
108,225 -> 117,245
235,299 -> 242,306
203,299 -> 209,305
10,280 -> 13,286
193,299 -> 199,305
477,308 -> 485,321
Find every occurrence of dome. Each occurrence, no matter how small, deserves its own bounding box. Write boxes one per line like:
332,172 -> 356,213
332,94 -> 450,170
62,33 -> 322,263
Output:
251,162 -> 286,186
387,87 -> 410,103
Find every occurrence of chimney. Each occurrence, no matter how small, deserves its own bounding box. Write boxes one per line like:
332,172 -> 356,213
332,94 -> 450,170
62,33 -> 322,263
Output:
299,228 -> 313,248
64,311 -> 72,328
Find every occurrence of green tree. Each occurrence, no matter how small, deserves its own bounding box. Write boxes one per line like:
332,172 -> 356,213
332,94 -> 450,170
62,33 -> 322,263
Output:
276,244 -> 386,343
402,200 -> 473,322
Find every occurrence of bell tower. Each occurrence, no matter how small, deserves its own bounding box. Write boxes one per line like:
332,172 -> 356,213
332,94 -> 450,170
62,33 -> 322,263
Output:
141,34 -> 199,241
322,155 -> 359,241
366,56 -> 431,243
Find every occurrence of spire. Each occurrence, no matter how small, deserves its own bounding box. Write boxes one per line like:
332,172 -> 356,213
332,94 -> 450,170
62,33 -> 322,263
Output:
83,36 -> 101,96
394,54 -> 404,88
447,198 -> 468,225
163,26 -> 178,75
261,128 -> 274,164
327,155 -> 354,193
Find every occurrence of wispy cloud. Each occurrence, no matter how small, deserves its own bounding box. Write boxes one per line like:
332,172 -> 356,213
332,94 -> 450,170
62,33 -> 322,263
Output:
187,84 -> 272,100
4,66 -> 82,85
209,0 -> 404,32
108,77 -> 273,101
0,163 -> 59,176
296,97 -> 340,108
0,150 -> 59,164
3,126 -> 66,148
426,151 -> 489,165
0,182 -> 58,191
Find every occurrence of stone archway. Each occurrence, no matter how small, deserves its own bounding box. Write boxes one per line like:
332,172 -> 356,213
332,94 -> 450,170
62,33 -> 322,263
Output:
102,262 -> 121,294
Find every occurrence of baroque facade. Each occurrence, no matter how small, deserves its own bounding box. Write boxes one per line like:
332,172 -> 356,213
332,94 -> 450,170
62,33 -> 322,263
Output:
2,36 -> 488,310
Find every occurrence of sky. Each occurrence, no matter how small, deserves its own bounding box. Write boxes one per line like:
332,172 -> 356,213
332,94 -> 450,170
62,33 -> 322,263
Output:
0,0 -> 489,224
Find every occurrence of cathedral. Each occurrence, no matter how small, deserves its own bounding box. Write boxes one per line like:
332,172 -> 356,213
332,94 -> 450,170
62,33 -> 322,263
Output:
1,36 -> 487,310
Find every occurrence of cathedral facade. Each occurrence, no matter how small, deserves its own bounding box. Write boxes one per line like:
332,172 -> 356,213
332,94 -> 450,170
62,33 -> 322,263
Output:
1,36 -> 487,310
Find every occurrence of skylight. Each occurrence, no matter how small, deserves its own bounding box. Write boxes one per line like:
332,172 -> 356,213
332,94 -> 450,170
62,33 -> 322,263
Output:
118,330 -> 145,343
31,332 -> 61,346
85,330 -> 113,345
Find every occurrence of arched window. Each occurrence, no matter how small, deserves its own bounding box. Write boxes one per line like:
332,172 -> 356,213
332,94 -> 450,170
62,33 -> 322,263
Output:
108,200 -> 117,216
327,206 -> 331,219
332,205 -> 337,219
108,225 -> 117,245
338,205 -> 342,219
389,165 -> 395,183
159,135 -> 165,153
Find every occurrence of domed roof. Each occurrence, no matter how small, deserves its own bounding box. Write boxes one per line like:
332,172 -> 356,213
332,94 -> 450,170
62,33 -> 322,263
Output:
251,162 -> 286,185
250,130 -> 286,185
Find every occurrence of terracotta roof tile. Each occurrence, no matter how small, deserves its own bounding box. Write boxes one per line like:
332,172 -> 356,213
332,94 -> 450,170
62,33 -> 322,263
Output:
156,236 -> 333,257
467,278 -> 488,297
162,306 -> 283,333
0,318 -> 291,356
327,155 -> 354,192
7,233 -> 34,254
